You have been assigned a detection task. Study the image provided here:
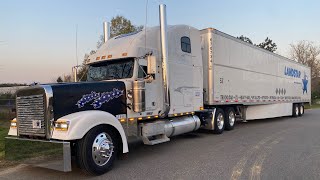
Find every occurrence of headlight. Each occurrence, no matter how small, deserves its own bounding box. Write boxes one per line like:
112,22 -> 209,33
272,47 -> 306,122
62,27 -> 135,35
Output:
10,118 -> 17,128
54,119 -> 70,131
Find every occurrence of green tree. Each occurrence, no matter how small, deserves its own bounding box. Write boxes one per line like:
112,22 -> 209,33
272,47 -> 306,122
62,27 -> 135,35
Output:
56,76 -> 63,83
238,35 -> 277,52
76,50 -> 96,81
257,37 -> 277,52
97,15 -> 143,48
57,15 -> 143,83
290,40 -> 320,78
63,74 -> 72,82
237,35 -> 253,44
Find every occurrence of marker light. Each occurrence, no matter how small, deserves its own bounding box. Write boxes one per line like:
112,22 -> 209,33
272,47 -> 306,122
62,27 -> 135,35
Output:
55,120 -> 70,131
10,118 -> 17,128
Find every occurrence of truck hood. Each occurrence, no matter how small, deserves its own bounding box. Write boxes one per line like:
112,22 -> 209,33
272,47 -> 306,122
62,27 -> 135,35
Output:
48,81 -> 127,119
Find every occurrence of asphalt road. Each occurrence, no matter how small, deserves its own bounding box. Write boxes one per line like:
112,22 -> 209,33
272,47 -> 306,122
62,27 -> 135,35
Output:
1,109 -> 320,180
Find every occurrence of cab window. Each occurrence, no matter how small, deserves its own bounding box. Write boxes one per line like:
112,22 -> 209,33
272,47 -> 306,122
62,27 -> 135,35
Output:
181,36 -> 191,53
138,65 -> 147,78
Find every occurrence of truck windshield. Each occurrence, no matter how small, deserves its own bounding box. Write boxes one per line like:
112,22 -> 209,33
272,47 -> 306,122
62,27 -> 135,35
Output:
87,58 -> 134,81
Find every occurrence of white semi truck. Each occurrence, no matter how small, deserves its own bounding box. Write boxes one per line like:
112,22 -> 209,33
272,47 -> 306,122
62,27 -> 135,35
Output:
6,4 -> 310,175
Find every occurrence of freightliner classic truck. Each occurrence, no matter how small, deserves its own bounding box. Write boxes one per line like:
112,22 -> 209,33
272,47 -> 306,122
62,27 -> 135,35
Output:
6,4 -> 311,175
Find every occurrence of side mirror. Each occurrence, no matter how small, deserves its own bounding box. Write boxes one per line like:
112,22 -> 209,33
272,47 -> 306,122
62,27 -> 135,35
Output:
147,56 -> 157,75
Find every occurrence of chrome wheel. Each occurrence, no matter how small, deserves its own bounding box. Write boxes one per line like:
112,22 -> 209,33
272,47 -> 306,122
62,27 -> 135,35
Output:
228,111 -> 235,127
92,132 -> 114,166
300,105 -> 304,115
217,113 -> 225,130
295,106 -> 299,116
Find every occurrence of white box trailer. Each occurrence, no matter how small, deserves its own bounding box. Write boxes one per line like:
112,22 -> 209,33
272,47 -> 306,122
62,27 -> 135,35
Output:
201,28 -> 311,120
6,4 -> 311,175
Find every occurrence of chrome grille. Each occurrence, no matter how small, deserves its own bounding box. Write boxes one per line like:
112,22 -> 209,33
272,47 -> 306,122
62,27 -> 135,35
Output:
17,94 -> 46,136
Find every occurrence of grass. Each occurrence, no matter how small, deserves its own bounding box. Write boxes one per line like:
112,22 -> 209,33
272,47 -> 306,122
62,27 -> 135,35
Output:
305,104 -> 320,109
0,120 -> 10,155
0,119 -> 63,170
0,119 -> 17,169
0,112 -> 14,121
0,110 -> 14,161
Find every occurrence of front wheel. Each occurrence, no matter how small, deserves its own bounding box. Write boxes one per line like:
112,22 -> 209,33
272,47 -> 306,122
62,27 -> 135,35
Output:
76,126 -> 118,175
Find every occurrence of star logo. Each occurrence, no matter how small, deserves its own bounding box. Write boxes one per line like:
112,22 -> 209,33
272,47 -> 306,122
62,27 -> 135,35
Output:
302,72 -> 308,94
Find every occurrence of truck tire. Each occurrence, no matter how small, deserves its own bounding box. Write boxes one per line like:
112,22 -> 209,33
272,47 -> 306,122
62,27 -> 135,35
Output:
213,108 -> 225,134
76,125 -> 118,175
299,104 -> 304,116
225,107 -> 236,131
292,104 -> 299,117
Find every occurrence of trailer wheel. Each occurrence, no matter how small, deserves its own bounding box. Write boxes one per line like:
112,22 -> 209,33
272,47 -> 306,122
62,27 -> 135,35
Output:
76,125 -> 118,175
292,104 -> 299,117
225,107 -> 236,130
213,108 -> 225,134
299,104 -> 304,116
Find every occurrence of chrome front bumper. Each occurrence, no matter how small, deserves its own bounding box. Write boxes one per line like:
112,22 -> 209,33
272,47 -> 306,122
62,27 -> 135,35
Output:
5,137 -> 71,172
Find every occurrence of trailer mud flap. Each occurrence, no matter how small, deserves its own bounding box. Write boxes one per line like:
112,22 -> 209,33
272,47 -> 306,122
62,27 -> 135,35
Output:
5,137 -> 71,172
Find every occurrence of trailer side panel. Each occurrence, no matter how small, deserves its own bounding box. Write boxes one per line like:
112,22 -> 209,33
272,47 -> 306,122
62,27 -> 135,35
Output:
201,29 -> 311,105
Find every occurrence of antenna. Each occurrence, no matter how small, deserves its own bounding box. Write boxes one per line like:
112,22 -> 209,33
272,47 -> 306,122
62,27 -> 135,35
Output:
73,24 -> 79,82
144,0 -> 149,51
75,24 -> 78,66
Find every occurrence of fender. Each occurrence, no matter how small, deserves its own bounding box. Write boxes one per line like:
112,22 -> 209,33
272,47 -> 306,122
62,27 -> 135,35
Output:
51,110 -> 128,153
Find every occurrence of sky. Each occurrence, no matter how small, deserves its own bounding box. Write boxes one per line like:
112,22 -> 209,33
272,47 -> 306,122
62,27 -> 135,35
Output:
0,0 -> 320,83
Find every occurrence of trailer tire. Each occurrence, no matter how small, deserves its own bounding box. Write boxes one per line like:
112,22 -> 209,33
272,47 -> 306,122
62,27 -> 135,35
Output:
225,107 -> 236,131
292,104 -> 299,117
213,108 -> 225,134
76,125 -> 118,175
299,104 -> 304,116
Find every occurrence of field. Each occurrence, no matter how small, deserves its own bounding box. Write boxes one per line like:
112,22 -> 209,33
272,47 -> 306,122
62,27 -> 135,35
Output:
0,119 -> 16,168
0,118 -> 63,170
0,121 -> 9,159
305,103 -> 320,109
0,86 -> 26,94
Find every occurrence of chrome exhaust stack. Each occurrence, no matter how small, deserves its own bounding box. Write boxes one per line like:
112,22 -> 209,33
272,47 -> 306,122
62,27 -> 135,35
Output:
72,66 -> 78,82
132,80 -> 146,112
103,21 -> 110,43
159,4 -> 170,117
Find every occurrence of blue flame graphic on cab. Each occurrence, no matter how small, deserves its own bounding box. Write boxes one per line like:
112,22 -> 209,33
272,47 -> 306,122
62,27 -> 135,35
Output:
76,89 -> 124,109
